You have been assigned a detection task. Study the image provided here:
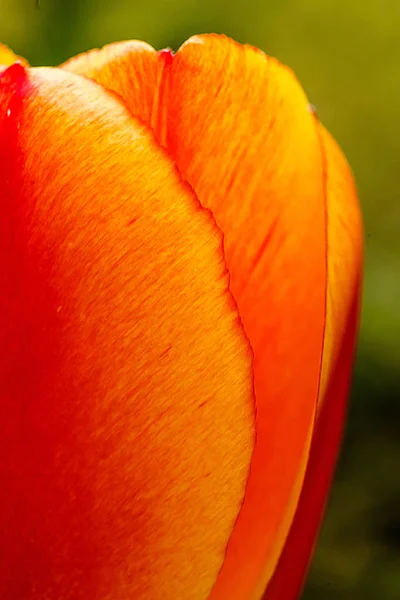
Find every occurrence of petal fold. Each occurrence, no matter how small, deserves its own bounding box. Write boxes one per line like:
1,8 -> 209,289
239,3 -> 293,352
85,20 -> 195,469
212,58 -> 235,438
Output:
263,125 -> 363,599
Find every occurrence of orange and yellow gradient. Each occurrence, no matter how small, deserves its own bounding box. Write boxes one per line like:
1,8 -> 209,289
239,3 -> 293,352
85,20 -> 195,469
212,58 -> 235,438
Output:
0,35 -> 362,600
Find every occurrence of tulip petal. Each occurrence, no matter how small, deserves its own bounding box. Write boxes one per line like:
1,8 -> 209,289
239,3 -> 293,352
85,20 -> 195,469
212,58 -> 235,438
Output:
62,41 -> 163,128
0,64 -> 255,599
262,125 -> 362,599
315,126 -> 363,409
0,42 -> 29,67
56,35 -> 362,597
60,34 -> 329,598
164,36 -> 329,599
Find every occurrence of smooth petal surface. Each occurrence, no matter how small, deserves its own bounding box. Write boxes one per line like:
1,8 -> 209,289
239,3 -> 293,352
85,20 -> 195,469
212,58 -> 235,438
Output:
0,63 -> 255,600
62,41 -> 162,127
62,35 -> 333,598
263,125 -> 363,599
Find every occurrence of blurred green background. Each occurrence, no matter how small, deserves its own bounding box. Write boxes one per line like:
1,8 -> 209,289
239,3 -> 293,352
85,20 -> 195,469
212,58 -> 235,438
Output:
1,0 -> 399,598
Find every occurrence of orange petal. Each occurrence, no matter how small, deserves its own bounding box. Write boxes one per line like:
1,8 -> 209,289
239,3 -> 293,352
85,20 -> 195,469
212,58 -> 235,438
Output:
316,126 -> 363,410
61,41 -> 163,128
16,34 -> 363,598
0,42 -> 29,67
262,126 -> 363,600
0,63 -> 254,599
60,34 -> 329,598
166,36 -> 329,599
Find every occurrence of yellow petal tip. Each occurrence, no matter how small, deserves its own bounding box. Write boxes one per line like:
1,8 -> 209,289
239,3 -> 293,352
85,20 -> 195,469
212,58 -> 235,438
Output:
0,43 -> 29,68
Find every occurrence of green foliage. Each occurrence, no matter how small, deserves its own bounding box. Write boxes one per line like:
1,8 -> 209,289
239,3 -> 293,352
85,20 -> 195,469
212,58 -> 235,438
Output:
1,1 -> 399,597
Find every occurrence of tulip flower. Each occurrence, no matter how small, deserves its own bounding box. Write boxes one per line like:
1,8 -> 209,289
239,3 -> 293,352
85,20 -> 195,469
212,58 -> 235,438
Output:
0,34 -> 362,600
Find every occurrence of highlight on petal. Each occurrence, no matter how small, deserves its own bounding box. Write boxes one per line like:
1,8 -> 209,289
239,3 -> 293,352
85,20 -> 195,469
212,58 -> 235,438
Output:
315,126 -> 363,409
0,63 -> 254,599
60,34 -> 336,598
0,42 -> 29,68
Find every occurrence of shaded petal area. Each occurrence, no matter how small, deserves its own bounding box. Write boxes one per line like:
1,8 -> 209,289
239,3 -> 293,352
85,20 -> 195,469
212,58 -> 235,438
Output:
0,63 -> 254,600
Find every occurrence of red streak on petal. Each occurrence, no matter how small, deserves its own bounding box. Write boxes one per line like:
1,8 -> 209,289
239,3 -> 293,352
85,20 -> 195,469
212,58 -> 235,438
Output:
152,49 -> 175,146
0,61 -> 30,295
158,48 -> 174,67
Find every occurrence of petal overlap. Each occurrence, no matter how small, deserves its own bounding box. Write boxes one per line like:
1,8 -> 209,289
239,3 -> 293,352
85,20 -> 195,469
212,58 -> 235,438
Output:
63,35 -> 331,598
263,125 -> 363,600
0,32 -> 363,600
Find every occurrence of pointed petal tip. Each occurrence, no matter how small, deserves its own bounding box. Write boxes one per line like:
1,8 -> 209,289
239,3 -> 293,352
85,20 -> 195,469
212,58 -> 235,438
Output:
0,43 -> 29,69
158,48 -> 175,66
0,62 -> 30,120
0,61 -> 27,83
